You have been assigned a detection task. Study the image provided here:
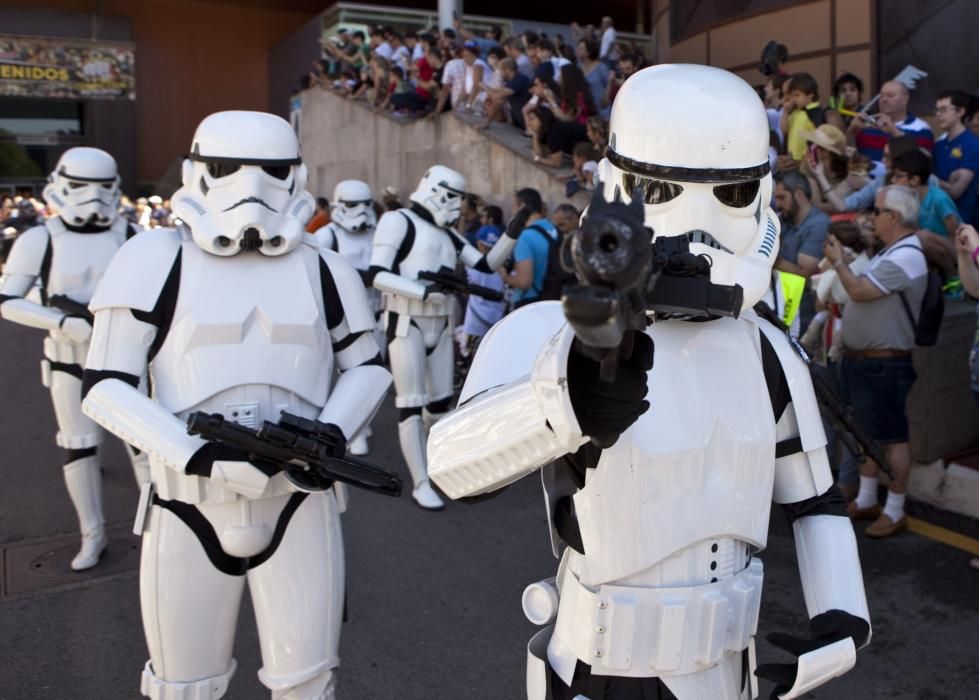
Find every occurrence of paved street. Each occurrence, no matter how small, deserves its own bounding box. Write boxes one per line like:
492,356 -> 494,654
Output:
1,318 -> 978,700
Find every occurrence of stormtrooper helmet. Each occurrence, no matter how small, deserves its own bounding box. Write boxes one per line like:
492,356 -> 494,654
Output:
172,110 -> 315,256
331,180 -> 376,233
596,64 -> 779,311
42,147 -> 121,227
409,165 -> 466,227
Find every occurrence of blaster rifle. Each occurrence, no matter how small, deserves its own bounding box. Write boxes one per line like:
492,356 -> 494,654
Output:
752,302 -> 895,480
562,189 -> 743,381
418,266 -> 504,302
186,411 -> 403,497
48,294 -> 94,324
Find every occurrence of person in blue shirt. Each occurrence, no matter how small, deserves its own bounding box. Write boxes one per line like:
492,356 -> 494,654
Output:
498,188 -> 558,308
933,90 -> 979,223
890,149 -> 959,237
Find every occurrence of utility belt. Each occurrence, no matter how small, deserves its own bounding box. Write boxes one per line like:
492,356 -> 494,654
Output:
547,559 -> 764,678
380,290 -> 451,318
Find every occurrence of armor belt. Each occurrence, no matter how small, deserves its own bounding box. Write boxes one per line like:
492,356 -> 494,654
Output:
380,290 -> 450,318
550,559 -> 763,679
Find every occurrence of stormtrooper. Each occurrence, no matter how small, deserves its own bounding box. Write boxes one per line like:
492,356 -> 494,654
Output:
80,111 -> 391,699
366,165 -> 522,510
313,180 -> 382,456
428,65 -> 871,699
0,146 -> 148,571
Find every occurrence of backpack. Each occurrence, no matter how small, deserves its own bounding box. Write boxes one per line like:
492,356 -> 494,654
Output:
527,223 -> 577,302
890,242 -> 944,346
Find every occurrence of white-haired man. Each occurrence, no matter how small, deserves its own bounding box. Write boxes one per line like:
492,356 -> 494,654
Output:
824,185 -> 929,538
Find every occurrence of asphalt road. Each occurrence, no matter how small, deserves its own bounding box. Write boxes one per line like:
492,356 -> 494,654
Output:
1,319 -> 977,700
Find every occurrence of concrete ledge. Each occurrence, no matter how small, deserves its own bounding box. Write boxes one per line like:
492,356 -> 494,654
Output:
299,87 -> 591,213
910,459 -> 979,520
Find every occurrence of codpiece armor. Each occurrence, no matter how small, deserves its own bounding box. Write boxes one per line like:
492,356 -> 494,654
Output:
81,111 -> 392,700
0,146 -> 146,571
313,180 -> 382,456
365,165 -> 520,510
428,66 -> 871,700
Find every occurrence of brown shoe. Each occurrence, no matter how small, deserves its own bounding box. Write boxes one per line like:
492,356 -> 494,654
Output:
865,514 -> 908,538
846,501 -> 882,521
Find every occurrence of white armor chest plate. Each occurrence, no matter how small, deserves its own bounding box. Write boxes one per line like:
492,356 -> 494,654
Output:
396,211 -> 459,279
151,242 -> 333,415
574,317 -> 776,585
46,219 -> 128,302
328,223 -> 375,272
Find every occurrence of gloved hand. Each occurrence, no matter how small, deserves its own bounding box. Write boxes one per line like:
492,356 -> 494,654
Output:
185,442 -> 275,499
567,329 -> 653,448
505,206 -> 531,239
59,315 -> 92,344
755,609 -> 870,699
285,422 -> 346,493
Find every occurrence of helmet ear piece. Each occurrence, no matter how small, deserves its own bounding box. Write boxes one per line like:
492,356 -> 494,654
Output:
181,159 -> 195,187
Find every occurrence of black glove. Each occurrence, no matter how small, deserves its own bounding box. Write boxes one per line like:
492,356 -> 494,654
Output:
317,422 -> 348,459
755,609 -> 870,698
505,206 -> 531,239
567,330 -> 653,448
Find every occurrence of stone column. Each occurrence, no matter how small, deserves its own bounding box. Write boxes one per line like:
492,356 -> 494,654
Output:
438,0 -> 462,34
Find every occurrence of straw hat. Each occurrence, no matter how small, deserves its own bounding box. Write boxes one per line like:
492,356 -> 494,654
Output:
800,124 -> 847,155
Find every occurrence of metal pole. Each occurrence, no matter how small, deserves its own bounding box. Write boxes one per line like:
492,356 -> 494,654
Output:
438,0 -> 463,34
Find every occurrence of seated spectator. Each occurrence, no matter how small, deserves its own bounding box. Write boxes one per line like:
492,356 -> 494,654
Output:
503,36 -> 534,79
479,57 -> 532,131
598,16 -> 619,68
803,124 -> 869,211
849,80 -> 934,163
456,194 -> 482,244
773,170 -> 831,330
549,64 -> 596,125
890,149 -> 960,237
535,39 -> 570,82
779,72 -> 845,164
933,90 -> 979,223
603,52 -> 638,115
379,65 -> 411,111
391,49 -> 439,114
822,134 -> 922,213
824,185 -> 929,538
498,188 -> 560,308
576,38 -> 609,118
407,33 -> 424,63
586,116 -> 609,156
528,106 -> 564,168
370,27 -> 392,61
459,42 -> 491,111
521,74 -> 560,136
566,142 -> 600,196
483,47 -> 505,90
428,48 -> 467,118
832,72 -> 865,126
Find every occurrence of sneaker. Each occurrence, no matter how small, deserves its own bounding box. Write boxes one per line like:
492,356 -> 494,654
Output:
865,514 -> 908,538
846,501 -> 882,521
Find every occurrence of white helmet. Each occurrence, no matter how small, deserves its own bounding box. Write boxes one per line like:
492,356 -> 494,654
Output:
172,110 -> 315,256
597,64 -> 779,311
409,165 -> 466,227
330,180 -> 376,233
43,147 -> 121,227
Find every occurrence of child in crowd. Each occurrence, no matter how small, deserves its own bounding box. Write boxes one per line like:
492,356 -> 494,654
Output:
566,141 -> 599,196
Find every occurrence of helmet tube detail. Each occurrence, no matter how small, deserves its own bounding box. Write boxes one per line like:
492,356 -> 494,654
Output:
172,111 -> 315,256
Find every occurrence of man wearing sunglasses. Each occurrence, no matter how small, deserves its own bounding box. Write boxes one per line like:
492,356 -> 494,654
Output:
824,185 -> 928,539
0,146 -> 147,571
79,111 -> 391,699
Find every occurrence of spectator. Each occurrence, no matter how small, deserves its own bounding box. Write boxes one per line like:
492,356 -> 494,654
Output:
136,196 -> 151,228
954,223 -> 979,406
381,186 -> 402,211
821,134 -> 922,213
453,18 -> 503,60
391,49 -> 438,114
456,194 -> 482,244
551,203 -> 580,238
598,16 -> 619,67
498,187 -> 559,307
567,141 -> 600,196
528,106 -> 563,168
388,33 -> 411,73
306,196 -> 330,232
933,90 -> 979,223
407,33 -> 425,63
521,74 -> 559,138
428,48 -> 467,117
586,116 -> 609,155
459,42 -> 490,111
773,170 -> 831,330
824,185 -> 929,538
503,37 -> 534,80
849,80 -> 934,163
890,149 -> 960,237
763,73 -> 788,149
832,72 -> 865,125
370,28 -> 391,61
535,39 -> 570,82
803,124 -> 868,211
604,52 -> 638,112
779,72 -> 844,164
576,38 -> 609,118
460,211 -> 507,358
549,64 -> 595,125
479,57 -> 532,131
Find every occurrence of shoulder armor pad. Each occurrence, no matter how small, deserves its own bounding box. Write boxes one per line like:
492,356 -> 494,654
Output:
90,227 -> 183,313
318,248 -> 375,333
460,301 -> 567,402
754,314 -> 825,453
3,225 -> 50,277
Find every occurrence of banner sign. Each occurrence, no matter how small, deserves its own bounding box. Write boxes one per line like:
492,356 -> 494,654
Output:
0,34 -> 135,100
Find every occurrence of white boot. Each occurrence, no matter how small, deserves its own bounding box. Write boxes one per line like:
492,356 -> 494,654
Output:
397,415 -> 444,510
348,432 -> 369,456
63,455 -> 107,570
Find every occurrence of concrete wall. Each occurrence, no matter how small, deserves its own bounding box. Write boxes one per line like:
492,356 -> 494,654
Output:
300,87 -> 578,214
